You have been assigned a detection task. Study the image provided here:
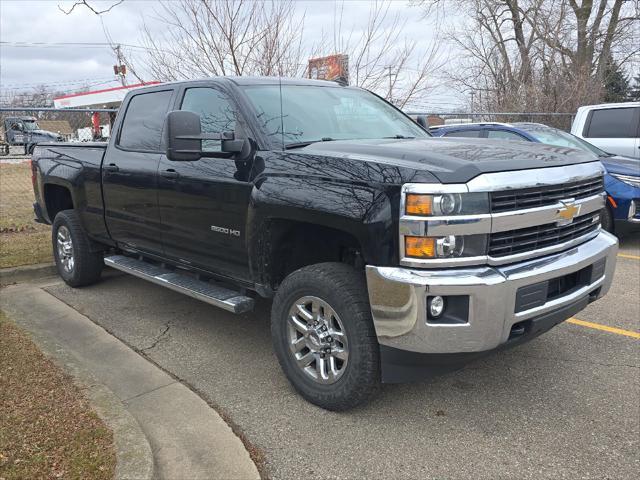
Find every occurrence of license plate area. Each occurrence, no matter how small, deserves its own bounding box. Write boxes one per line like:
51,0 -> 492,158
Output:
514,258 -> 606,313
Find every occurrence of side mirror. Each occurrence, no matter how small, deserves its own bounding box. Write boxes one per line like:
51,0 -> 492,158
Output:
166,110 -> 203,161
165,110 -> 253,161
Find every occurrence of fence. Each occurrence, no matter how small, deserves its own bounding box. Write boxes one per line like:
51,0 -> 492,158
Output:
0,107 -> 116,268
406,111 -> 575,131
0,107 -> 118,159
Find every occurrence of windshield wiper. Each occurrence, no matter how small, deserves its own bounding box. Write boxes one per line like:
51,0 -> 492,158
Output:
284,137 -> 336,149
382,135 -> 415,139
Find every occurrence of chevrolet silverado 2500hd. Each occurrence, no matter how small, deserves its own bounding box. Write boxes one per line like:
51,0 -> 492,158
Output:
32,77 -> 618,410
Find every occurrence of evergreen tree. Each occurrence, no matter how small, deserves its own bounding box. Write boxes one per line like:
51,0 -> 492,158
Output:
628,74 -> 640,101
603,56 -> 630,102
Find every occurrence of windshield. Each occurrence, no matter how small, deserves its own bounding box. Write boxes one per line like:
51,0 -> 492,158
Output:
520,126 -> 607,157
22,120 -> 39,131
241,84 -> 429,147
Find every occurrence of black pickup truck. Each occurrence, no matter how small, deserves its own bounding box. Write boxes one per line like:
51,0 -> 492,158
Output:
32,77 -> 618,410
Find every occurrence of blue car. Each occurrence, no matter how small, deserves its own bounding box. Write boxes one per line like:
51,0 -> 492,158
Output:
430,122 -> 640,233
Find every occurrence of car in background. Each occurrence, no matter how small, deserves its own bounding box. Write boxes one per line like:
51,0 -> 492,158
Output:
430,122 -> 640,233
571,102 -> 640,159
2,116 -> 63,154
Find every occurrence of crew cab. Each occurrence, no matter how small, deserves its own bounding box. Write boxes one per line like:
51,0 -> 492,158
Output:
32,78 -> 618,410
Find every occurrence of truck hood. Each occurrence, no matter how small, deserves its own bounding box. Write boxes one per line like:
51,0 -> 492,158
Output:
601,155 -> 640,177
303,137 -> 599,183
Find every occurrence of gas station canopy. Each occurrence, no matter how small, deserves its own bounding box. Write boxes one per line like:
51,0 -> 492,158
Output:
53,82 -> 160,109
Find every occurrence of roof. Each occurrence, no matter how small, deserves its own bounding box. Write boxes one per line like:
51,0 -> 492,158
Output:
429,122 -> 512,129
225,76 -> 345,87
576,101 -> 640,111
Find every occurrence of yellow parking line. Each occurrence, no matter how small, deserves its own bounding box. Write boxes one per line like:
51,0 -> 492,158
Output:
618,253 -> 640,260
567,318 -> 640,339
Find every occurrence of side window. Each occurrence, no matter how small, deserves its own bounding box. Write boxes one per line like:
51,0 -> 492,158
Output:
118,90 -> 173,151
585,107 -> 637,138
445,129 -> 481,138
180,88 -> 237,152
487,130 -> 526,140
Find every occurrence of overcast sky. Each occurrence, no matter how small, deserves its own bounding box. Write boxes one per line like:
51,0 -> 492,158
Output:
0,0 -> 464,110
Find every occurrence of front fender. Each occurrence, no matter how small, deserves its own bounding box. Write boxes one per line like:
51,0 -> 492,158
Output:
247,174 -> 398,281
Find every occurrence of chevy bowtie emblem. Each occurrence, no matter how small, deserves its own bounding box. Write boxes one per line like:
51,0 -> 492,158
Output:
556,200 -> 580,226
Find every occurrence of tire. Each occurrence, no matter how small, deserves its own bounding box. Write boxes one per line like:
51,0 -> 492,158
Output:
271,262 -> 380,411
52,210 -> 104,287
601,206 -> 614,233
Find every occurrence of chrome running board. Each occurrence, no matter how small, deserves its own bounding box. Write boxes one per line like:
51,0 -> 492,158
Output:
104,255 -> 254,314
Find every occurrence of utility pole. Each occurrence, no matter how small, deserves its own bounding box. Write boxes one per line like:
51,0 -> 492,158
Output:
113,45 -> 127,86
470,91 -> 476,114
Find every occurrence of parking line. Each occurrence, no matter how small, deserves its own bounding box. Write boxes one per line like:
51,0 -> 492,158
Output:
617,253 -> 640,260
567,318 -> 640,339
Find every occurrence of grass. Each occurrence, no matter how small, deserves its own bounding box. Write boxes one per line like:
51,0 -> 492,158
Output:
0,311 -> 116,480
0,163 -> 52,268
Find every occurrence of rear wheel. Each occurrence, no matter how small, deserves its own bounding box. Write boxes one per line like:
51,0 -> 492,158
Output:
271,263 -> 380,410
52,210 -> 103,287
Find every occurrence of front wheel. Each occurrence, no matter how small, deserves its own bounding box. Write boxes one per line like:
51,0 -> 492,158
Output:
601,206 -> 614,233
52,210 -> 104,287
271,263 -> 380,410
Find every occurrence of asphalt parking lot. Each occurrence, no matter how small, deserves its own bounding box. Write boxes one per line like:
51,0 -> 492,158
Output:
45,234 -> 639,479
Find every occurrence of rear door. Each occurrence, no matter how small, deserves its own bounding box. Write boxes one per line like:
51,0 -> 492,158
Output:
102,88 -> 175,255
157,85 -> 253,280
581,106 -> 639,158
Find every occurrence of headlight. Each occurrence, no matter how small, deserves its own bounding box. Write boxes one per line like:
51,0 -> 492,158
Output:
404,192 -> 489,216
611,173 -> 640,188
404,234 -> 487,259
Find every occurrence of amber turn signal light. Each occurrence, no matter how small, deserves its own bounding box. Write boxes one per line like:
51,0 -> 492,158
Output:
405,194 -> 433,215
405,236 -> 435,258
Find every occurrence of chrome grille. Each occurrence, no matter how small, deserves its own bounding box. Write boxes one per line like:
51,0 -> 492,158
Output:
490,176 -> 604,213
489,212 -> 600,257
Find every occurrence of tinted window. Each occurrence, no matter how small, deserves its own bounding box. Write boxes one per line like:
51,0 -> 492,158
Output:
180,88 -> 237,152
487,129 -> 526,140
585,107 -> 638,138
118,90 -> 173,151
444,129 -> 482,138
242,85 -> 427,146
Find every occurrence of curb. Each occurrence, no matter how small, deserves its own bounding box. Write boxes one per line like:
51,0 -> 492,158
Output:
1,281 -> 261,480
1,308 -> 155,480
0,262 -> 57,286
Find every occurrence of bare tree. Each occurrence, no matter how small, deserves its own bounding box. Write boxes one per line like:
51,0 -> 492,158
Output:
422,0 -> 639,114
58,0 -> 124,15
138,0 -> 306,81
319,1 -> 444,108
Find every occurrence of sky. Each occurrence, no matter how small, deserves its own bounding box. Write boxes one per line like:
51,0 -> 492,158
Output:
0,0 -> 464,111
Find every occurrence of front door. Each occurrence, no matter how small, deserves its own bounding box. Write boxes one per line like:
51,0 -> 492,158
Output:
157,86 -> 253,280
102,88 -> 174,255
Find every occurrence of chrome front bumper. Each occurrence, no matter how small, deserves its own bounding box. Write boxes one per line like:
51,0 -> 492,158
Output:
366,231 -> 618,354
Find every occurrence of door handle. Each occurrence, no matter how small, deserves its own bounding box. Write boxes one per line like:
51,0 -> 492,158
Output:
104,163 -> 119,172
161,169 -> 179,179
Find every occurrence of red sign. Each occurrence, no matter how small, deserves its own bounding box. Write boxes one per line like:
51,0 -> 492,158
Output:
308,54 -> 349,84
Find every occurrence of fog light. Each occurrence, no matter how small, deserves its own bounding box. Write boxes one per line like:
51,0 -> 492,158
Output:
428,296 -> 445,318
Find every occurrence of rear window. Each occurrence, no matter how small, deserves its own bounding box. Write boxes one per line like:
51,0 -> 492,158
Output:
444,129 -> 482,138
118,90 -> 173,151
584,107 -> 638,139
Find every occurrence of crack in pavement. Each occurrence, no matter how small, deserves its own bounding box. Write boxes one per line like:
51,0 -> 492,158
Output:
140,321 -> 172,352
